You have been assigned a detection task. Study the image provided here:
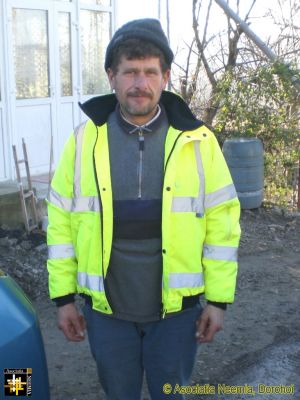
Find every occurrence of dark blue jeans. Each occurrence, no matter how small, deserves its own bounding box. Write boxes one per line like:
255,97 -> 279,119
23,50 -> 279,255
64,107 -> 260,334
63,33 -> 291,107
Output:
83,303 -> 202,400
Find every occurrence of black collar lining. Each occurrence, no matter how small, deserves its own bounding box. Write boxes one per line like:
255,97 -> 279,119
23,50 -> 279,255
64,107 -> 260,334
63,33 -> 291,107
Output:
79,91 -> 203,131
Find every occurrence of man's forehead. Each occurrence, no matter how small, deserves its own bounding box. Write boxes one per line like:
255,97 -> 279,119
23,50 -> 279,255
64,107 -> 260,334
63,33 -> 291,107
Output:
120,55 -> 161,65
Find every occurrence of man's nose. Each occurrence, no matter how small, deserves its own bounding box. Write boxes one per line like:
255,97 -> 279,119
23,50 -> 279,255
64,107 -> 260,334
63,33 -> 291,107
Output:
134,74 -> 148,88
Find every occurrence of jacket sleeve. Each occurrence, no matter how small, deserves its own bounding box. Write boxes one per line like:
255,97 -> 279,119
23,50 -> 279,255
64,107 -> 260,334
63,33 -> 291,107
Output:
46,133 -> 78,300
201,131 -> 241,303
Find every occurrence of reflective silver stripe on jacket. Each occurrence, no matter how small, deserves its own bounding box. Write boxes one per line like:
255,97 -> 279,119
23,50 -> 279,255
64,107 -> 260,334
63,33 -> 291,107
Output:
48,122 -> 101,213
205,183 -> 237,209
171,141 -> 205,216
203,244 -> 238,262
168,272 -> 204,288
48,244 -> 75,259
172,140 -> 237,214
72,196 -> 100,212
73,122 -> 86,198
77,272 -> 105,292
193,141 -> 205,216
48,188 -> 72,212
171,196 -> 202,212
48,188 -> 100,213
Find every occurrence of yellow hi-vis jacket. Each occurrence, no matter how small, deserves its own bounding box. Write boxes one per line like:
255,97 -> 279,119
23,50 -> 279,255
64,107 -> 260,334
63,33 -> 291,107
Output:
47,92 -> 241,315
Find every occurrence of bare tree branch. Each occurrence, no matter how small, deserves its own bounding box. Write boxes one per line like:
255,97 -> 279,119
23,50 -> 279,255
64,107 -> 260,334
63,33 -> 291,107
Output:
192,0 -> 216,86
244,0 -> 257,22
172,0 -> 299,126
202,0 -> 212,45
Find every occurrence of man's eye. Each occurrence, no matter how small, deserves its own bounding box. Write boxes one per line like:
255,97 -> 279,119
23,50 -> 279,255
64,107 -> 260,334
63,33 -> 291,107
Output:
147,71 -> 158,76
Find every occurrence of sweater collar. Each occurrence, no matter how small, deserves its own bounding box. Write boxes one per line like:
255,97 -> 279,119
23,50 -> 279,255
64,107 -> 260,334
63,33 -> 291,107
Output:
116,103 -> 167,135
79,90 -> 203,131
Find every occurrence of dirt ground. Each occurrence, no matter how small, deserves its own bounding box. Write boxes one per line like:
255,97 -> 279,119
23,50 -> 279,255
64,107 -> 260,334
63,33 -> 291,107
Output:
1,205 -> 300,400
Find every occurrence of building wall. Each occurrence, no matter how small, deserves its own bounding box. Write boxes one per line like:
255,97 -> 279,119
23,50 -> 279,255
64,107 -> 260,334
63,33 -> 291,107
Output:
0,0 -> 115,181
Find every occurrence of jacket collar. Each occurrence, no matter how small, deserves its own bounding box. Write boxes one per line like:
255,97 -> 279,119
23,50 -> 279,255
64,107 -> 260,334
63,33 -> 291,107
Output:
116,103 -> 168,135
79,91 -> 203,131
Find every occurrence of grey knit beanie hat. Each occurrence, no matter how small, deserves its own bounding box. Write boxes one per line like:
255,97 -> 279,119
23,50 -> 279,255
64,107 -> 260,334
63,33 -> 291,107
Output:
105,18 -> 174,70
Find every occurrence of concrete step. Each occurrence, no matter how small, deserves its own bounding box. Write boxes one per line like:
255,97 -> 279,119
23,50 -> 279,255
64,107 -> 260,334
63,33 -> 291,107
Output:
0,177 -> 49,228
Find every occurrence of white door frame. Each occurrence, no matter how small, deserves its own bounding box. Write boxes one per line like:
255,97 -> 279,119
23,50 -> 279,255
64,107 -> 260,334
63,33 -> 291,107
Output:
53,1 -> 80,164
0,0 -> 14,180
7,0 -> 56,177
6,0 -> 80,175
1,0 -> 114,180
0,2 -> 7,180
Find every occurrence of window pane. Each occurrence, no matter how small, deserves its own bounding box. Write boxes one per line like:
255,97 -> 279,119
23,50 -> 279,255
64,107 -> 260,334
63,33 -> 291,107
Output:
80,0 -> 111,7
80,10 -> 111,95
12,9 -> 49,99
59,12 -> 72,96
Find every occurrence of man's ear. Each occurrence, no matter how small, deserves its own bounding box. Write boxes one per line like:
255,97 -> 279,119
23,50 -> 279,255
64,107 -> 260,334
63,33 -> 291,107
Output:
107,68 -> 115,90
162,69 -> 171,89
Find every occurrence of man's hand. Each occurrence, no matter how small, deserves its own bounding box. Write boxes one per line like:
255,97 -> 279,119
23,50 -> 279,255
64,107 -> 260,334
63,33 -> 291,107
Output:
195,304 -> 225,343
57,303 -> 86,342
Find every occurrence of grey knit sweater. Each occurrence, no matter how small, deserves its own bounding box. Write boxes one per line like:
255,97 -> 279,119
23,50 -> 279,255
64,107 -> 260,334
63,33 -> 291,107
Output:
105,106 -> 169,322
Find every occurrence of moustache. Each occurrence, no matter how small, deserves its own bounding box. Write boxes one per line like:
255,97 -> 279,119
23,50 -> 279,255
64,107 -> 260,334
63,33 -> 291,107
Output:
127,91 -> 152,99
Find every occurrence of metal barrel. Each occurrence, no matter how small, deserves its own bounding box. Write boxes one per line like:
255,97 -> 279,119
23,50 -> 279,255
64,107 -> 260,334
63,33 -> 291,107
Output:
222,138 -> 264,209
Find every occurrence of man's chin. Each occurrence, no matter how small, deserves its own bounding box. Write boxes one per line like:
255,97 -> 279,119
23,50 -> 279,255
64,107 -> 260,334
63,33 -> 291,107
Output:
128,97 -> 151,108
126,105 -> 154,117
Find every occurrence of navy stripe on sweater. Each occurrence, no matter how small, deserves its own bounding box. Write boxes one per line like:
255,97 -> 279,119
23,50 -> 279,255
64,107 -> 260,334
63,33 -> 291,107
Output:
113,199 -> 162,239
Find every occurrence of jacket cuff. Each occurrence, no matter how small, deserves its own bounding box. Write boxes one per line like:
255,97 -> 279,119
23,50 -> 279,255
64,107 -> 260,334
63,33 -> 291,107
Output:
207,300 -> 227,310
53,294 -> 76,307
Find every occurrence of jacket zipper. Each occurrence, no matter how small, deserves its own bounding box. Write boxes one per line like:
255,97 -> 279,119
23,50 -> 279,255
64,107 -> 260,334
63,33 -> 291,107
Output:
161,130 -> 185,318
92,126 -> 112,312
163,131 -> 185,176
138,129 -> 144,199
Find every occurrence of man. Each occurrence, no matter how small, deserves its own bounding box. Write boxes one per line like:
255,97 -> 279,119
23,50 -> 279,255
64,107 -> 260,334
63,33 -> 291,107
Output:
47,19 -> 240,400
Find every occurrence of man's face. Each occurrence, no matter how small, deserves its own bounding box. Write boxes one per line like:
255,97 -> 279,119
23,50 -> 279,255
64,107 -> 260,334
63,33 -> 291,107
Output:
107,56 -> 170,125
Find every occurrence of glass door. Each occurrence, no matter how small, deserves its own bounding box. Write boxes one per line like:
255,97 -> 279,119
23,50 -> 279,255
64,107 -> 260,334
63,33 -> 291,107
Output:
6,0 -> 112,178
8,0 -> 79,175
8,0 -> 56,176
53,1 -> 79,157
0,26 -> 7,180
